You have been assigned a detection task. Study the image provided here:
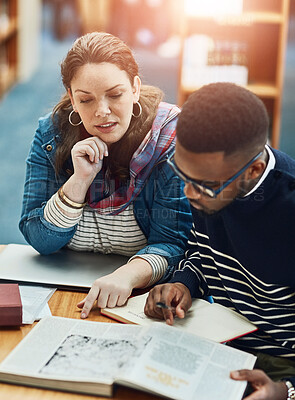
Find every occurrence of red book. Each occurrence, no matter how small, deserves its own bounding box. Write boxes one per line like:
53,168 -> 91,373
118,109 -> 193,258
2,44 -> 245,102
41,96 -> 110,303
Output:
0,284 -> 22,326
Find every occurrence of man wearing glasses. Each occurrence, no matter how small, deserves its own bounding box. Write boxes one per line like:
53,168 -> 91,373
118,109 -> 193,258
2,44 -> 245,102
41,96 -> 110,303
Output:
145,82 -> 295,400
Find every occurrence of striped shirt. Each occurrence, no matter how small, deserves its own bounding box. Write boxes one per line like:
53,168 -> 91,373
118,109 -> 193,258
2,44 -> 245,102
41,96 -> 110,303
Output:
171,148 -> 295,359
172,225 -> 295,358
44,192 -> 168,286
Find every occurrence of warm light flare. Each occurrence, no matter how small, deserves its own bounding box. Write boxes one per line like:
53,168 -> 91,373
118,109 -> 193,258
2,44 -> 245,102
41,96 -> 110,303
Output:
185,0 -> 243,17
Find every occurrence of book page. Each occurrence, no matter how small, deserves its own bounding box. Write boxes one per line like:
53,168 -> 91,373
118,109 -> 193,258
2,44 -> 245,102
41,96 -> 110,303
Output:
19,285 -> 55,324
35,303 -> 52,320
0,316 -> 143,384
102,292 -> 257,342
0,317 -> 256,399
117,323 -> 256,400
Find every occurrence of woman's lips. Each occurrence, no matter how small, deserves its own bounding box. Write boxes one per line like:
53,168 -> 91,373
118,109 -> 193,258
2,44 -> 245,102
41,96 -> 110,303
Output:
95,122 -> 117,134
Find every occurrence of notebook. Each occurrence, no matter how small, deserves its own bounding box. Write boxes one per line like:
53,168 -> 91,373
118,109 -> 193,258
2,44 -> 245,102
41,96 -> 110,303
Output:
101,292 -> 258,343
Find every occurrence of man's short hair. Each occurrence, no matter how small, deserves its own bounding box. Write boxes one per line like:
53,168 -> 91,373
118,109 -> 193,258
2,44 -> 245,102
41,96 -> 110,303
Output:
176,83 -> 269,156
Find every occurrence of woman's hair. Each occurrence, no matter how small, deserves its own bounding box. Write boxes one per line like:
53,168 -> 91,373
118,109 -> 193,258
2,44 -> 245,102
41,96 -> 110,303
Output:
53,32 -> 163,179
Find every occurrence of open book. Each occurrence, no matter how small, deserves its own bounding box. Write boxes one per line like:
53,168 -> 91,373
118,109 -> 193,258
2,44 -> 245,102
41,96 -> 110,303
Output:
101,292 -> 257,343
0,316 -> 256,399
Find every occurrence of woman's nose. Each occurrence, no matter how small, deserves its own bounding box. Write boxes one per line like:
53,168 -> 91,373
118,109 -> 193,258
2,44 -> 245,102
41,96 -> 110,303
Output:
95,101 -> 111,117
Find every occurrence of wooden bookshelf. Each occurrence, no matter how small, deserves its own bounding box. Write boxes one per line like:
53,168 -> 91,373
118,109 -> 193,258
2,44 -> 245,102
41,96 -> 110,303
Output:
0,0 -> 17,98
177,0 -> 290,148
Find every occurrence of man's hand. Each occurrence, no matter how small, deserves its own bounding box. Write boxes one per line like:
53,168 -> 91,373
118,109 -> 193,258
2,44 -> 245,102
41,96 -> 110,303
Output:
230,369 -> 288,400
144,282 -> 192,325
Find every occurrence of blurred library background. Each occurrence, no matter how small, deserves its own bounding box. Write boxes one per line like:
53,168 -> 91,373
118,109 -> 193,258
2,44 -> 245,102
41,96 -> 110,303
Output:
0,0 -> 295,244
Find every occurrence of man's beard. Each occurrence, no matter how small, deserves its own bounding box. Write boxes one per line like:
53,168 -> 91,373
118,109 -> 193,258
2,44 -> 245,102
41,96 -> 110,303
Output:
189,179 -> 249,216
189,199 -> 220,216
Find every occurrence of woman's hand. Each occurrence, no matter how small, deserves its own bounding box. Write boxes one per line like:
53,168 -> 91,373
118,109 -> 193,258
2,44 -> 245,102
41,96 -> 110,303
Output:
77,271 -> 134,318
62,137 -> 108,204
77,258 -> 153,318
230,369 -> 288,400
71,136 -> 108,183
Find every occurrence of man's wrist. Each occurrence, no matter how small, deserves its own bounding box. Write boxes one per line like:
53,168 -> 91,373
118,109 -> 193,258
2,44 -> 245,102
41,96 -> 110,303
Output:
174,282 -> 190,292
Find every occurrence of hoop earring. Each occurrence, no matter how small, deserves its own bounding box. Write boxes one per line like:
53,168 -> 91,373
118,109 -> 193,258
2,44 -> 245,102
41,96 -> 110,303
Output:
132,101 -> 142,118
69,110 -> 82,126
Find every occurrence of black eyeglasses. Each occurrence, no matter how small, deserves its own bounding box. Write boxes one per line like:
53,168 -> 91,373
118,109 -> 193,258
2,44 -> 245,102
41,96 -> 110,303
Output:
167,150 -> 263,198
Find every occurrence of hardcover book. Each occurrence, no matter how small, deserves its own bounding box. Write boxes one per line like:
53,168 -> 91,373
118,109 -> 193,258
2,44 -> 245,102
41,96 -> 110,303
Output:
0,316 -> 256,399
0,283 -> 22,326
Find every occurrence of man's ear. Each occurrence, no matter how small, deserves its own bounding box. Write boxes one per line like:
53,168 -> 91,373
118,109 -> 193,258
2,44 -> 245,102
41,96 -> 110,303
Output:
247,160 -> 267,180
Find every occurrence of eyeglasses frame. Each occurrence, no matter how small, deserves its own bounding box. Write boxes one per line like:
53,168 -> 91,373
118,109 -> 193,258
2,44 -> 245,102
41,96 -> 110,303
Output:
167,150 -> 264,198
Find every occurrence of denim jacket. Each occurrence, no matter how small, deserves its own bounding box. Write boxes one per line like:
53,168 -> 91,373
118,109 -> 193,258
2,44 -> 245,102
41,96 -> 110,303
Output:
19,113 -> 192,282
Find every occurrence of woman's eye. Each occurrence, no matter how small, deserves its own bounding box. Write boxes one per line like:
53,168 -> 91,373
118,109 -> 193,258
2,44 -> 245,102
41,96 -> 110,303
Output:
80,99 -> 92,104
109,93 -> 122,99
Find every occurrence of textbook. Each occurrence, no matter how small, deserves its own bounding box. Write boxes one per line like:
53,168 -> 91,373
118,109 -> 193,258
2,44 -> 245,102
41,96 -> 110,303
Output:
101,292 -> 258,343
0,284 -> 22,326
0,316 -> 256,399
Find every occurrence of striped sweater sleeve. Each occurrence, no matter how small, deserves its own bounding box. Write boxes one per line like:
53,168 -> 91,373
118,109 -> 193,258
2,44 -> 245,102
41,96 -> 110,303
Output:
128,254 -> 168,287
44,192 -> 83,228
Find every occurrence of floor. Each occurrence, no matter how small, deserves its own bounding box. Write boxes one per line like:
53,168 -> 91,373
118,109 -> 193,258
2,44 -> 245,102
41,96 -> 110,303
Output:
0,9 -> 294,245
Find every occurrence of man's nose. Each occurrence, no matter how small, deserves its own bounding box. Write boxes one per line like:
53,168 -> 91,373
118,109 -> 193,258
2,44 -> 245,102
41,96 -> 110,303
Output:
184,182 -> 202,199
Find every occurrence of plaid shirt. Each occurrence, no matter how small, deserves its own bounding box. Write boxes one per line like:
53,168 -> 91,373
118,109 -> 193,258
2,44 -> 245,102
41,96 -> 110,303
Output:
88,102 -> 180,215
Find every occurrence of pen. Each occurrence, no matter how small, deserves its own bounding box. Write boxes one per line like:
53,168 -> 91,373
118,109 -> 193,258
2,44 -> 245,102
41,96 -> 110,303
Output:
156,302 -> 175,311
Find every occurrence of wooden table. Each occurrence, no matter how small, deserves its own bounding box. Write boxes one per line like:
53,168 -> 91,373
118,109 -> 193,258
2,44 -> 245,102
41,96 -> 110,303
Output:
0,245 -> 162,400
